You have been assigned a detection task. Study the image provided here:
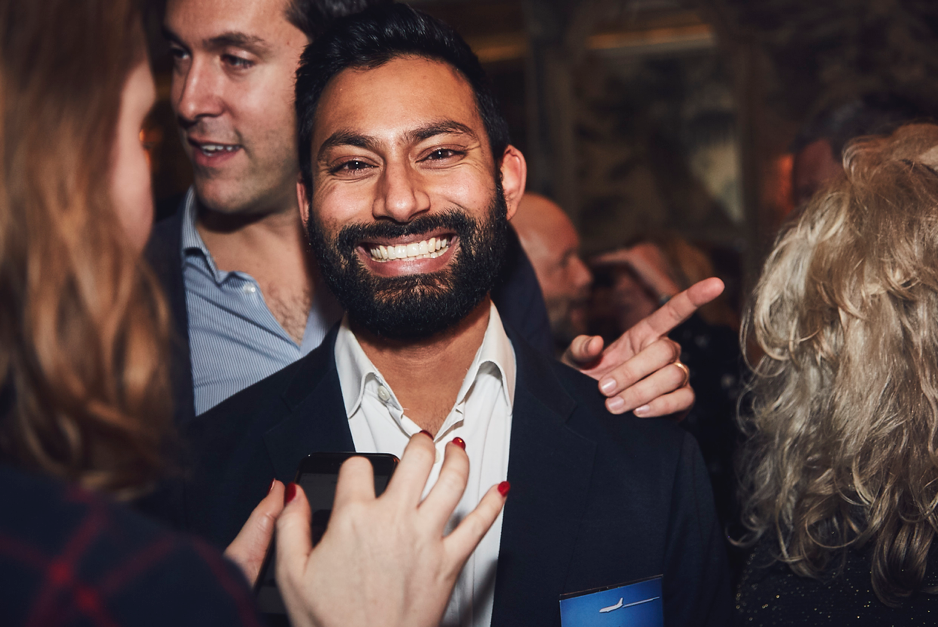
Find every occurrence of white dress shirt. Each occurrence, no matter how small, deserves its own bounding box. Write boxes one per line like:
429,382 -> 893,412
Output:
335,301 -> 515,627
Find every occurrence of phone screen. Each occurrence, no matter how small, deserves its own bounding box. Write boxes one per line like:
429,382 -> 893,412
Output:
254,452 -> 399,620
300,466 -> 393,544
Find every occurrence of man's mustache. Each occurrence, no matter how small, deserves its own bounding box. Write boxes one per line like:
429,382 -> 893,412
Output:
336,209 -> 473,251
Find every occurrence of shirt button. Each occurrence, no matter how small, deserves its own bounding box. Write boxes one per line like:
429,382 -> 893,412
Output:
377,386 -> 391,402
243,284 -> 257,294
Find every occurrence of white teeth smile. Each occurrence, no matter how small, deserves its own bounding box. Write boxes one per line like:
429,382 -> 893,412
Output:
368,237 -> 451,262
199,144 -> 239,155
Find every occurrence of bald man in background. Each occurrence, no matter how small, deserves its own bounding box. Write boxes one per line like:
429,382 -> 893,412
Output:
513,193 -> 722,417
513,194 -> 592,349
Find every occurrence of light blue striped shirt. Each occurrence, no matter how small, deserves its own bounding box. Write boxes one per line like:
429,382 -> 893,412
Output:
181,189 -> 342,415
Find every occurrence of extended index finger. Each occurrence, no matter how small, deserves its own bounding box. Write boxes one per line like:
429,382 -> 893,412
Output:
631,277 -> 724,348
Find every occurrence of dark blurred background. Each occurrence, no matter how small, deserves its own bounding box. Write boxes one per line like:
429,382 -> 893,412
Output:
142,0 -> 938,310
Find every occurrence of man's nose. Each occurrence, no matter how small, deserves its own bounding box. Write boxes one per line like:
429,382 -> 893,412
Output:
571,255 -> 593,290
172,58 -> 223,124
373,160 -> 431,223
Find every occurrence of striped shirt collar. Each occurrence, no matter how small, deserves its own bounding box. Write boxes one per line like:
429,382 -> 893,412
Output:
180,189 -> 228,284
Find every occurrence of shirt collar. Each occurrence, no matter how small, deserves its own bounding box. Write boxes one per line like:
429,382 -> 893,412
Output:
334,301 -> 516,419
180,187 -> 226,283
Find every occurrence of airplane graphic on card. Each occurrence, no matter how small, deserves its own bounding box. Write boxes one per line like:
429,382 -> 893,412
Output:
559,576 -> 663,627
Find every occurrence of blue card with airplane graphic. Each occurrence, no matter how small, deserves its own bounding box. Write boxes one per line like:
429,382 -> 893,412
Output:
559,576 -> 663,627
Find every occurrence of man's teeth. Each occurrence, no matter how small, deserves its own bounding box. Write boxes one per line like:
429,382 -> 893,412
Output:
368,237 -> 450,262
200,144 -> 238,154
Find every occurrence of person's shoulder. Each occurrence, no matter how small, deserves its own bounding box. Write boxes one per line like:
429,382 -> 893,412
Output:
190,328 -> 340,435
736,534 -> 938,625
145,196 -> 187,279
511,335 -> 694,498
148,195 -> 186,250
0,464 -> 261,626
536,346 -> 688,444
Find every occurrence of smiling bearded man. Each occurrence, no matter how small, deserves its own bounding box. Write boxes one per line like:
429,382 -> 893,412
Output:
175,5 -> 732,627
308,192 -> 509,338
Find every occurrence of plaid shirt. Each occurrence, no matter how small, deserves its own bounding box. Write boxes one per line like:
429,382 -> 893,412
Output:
0,464 -> 264,626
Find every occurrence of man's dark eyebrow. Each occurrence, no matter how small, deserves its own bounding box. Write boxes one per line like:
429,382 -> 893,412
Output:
317,121 -> 478,160
204,32 -> 271,53
160,26 -> 270,54
408,121 -> 477,143
161,25 -> 184,47
317,130 -> 381,160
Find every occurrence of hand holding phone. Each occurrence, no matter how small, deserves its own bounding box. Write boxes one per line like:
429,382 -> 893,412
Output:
273,432 -> 509,627
254,452 -> 398,617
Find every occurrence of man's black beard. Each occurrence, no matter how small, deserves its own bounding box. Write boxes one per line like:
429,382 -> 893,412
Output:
307,185 -> 509,340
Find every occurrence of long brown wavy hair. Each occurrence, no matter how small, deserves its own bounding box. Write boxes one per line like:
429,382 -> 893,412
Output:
0,0 -> 171,496
739,123 -> 938,605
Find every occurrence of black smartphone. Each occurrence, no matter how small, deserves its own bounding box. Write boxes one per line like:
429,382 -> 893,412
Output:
254,452 -> 400,620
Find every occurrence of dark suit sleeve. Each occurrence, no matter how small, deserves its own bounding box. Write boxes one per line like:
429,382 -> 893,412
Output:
662,433 -> 733,626
492,227 -> 555,356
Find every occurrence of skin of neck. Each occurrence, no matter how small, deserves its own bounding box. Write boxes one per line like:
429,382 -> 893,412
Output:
195,190 -> 307,270
352,295 -> 493,436
194,192 -> 317,345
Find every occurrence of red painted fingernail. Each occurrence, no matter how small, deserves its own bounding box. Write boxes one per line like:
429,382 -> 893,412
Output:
498,481 -> 511,497
451,437 -> 466,450
267,479 -> 277,494
285,482 -> 297,504
418,430 -> 433,439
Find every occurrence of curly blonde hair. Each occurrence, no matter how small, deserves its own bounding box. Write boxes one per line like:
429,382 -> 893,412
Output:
740,123 -> 938,605
0,0 -> 171,497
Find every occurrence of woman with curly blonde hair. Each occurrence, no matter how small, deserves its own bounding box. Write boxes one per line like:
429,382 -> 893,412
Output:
736,123 -> 938,623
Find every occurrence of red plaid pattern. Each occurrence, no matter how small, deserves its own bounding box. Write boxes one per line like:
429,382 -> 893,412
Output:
0,464 -> 264,627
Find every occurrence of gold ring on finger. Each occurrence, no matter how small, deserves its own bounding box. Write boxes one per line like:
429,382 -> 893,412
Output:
674,361 -> 690,387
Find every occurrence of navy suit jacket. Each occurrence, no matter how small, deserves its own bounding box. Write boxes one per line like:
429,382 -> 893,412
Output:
144,200 -> 554,426
172,326 -> 732,627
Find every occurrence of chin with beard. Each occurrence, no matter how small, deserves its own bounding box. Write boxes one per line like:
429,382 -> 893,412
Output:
307,185 -> 509,340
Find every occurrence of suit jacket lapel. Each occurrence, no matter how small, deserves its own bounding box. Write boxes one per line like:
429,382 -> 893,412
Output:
491,333 -> 597,627
263,328 -> 355,480
145,203 -> 195,426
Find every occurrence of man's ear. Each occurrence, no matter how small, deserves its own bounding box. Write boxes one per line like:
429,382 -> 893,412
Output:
296,177 -> 310,227
498,145 -> 526,222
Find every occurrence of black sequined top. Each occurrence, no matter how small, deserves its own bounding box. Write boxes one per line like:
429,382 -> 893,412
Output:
736,536 -> 938,626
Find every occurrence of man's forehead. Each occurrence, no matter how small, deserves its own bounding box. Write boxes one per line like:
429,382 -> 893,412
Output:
313,56 -> 484,146
165,0 -> 296,41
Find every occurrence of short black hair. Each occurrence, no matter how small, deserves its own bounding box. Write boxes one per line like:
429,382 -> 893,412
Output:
285,0 -> 390,41
295,2 -> 510,192
792,93 -> 929,158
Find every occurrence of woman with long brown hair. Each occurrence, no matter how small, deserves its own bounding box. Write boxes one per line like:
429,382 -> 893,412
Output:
736,123 -> 938,623
0,0 -> 505,624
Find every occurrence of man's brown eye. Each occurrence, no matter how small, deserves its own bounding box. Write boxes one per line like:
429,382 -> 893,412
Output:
332,160 -> 371,174
427,149 -> 461,160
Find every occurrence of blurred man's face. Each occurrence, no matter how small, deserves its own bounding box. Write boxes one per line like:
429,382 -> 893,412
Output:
164,0 -> 307,217
515,196 -> 592,345
536,226 -> 591,343
301,56 -> 518,339
608,266 -> 658,333
792,138 -> 844,207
